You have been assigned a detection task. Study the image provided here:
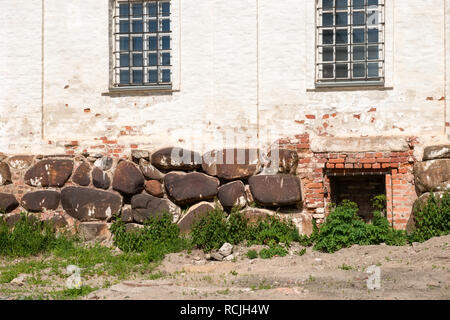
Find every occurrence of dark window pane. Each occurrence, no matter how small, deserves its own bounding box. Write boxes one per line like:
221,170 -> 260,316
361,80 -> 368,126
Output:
368,0 -> 378,6
353,63 -> 365,77
162,53 -> 171,66
336,12 -> 348,26
353,0 -> 365,9
323,64 -> 334,78
133,54 -> 143,67
336,64 -> 348,78
149,70 -> 158,83
336,47 -> 348,61
132,4 -> 143,17
149,20 -> 158,33
353,12 -> 365,25
368,29 -> 378,42
353,29 -> 365,43
323,47 -> 334,62
161,19 -> 170,32
149,37 -> 157,50
323,13 -> 333,26
148,53 -> 158,66
120,70 -> 129,84
368,62 -> 379,77
133,70 -> 143,83
120,37 -> 129,51
323,0 -> 333,10
368,46 -> 378,60
353,46 -> 366,60
148,2 -> 157,17
133,37 -> 143,50
162,36 -> 170,50
120,54 -> 129,67
323,30 -> 334,44
162,69 -> 171,82
336,0 -> 348,9
120,21 -> 129,33
119,4 -> 129,18
162,2 -> 170,16
133,20 -> 143,33
336,30 -> 348,44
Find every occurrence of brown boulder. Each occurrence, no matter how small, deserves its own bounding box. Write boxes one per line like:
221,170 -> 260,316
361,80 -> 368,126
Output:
24,159 -> 73,187
144,180 -> 164,198
151,147 -> 202,171
112,160 -> 145,195
131,150 -> 150,163
218,180 -> 246,209
249,175 -> 302,206
0,162 -> 12,185
78,222 -> 110,241
423,145 -> 450,161
139,159 -> 165,181
406,192 -> 446,235
120,205 -> 134,223
164,172 -> 220,206
202,148 -> 261,180
131,193 -> 181,223
0,193 -> 19,213
177,202 -> 216,234
8,156 -> 34,170
72,162 -> 91,186
92,167 -> 111,190
414,160 -> 450,193
240,208 -> 275,224
61,187 -> 122,221
266,149 -> 299,175
21,190 -> 60,212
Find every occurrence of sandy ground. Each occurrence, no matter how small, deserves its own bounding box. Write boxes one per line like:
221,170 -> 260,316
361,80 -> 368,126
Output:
85,235 -> 450,300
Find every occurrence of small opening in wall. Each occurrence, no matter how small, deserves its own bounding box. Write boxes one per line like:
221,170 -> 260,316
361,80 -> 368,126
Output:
329,173 -> 386,222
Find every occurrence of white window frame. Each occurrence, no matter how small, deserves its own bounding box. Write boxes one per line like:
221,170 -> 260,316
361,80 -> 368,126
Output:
108,0 -> 180,92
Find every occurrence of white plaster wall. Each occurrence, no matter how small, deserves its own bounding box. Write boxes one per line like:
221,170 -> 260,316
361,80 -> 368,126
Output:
0,0 -> 449,155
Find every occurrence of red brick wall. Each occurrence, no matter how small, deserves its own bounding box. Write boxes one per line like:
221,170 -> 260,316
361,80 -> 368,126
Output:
278,133 -> 417,230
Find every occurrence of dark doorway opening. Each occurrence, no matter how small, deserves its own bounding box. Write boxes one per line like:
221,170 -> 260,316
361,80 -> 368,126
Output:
329,174 -> 386,222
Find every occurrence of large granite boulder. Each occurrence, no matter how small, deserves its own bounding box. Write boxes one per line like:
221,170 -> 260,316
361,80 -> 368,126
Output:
61,187 -> 122,221
24,159 -> 73,187
144,180 -> 164,198
0,193 -> 19,213
177,202 -> 216,234
21,190 -> 60,212
423,145 -> 450,161
92,167 -> 111,190
0,162 -> 12,185
202,148 -> 261,180
406,191 -> 446,235
131,193 -> 181,223
249,175 -> 302,207
414,160 -> 450,193
139,159 -> 165,181
218,180 -> 246,209
151,147 -> 202,171
265,149 -> 299,175
112,160 -> 145,195
164,172 -> 220,206
8,156 -> 34,170
239,208 -> 275,224
78,222 -> 110,241
72,162 -> 91,186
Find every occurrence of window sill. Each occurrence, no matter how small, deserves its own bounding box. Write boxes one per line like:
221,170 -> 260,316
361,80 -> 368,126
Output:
308,81 -> 393,92
102,85 -> 179,96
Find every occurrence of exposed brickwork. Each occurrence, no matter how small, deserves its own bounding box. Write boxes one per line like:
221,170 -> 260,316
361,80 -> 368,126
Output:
278,133 -> 417,230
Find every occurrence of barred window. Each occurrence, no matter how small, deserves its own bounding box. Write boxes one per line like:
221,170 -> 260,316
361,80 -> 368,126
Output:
316,0 -> 385,85
113,0 -> 171,88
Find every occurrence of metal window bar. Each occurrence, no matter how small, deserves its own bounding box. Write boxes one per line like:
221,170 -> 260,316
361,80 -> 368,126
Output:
113,0 -> 172,87
316,0 -> 385,85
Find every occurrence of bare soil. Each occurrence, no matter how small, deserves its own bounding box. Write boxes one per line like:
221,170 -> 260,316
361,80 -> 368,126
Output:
85,235 -> 450,300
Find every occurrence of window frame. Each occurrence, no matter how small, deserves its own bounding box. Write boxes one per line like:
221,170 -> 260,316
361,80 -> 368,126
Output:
108,0 -> 180,92
314,0 -> 386,88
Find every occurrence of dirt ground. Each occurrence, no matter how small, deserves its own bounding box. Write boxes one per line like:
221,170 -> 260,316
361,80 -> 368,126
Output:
85,235 -> 450,300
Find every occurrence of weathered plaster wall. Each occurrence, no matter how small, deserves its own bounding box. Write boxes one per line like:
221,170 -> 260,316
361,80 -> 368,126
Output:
0,0 -> 449,156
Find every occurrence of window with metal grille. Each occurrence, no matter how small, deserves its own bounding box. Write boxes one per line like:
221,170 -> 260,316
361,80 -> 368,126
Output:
316,0 -> 385,86
113,0 -> 171,88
